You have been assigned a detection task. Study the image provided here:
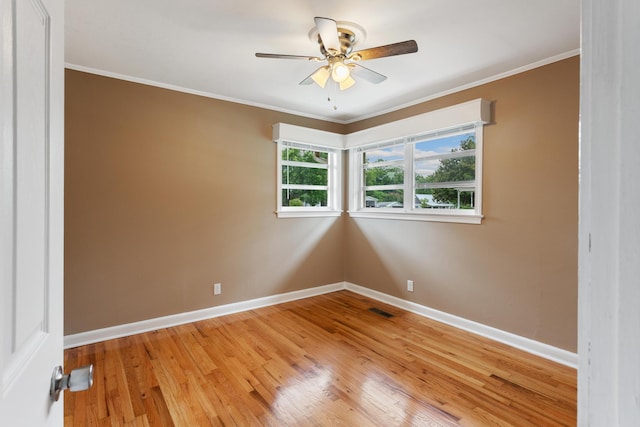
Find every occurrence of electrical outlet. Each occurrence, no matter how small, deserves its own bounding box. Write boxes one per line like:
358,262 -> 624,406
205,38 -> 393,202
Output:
407,280 -> 414,292
214,283 -> 221,295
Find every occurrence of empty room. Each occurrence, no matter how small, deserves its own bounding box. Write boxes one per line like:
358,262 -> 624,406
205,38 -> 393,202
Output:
2,0 -> 639,425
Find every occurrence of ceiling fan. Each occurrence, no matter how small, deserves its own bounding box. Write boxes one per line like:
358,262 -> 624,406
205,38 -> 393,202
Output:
255,17 -> 418,91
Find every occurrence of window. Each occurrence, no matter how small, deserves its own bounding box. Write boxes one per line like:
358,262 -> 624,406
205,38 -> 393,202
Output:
362,142 -> 405,208
414,127 -> 477,211
274,99 -> 490,222
350,124 -> 485,224
276,140 -> 342,218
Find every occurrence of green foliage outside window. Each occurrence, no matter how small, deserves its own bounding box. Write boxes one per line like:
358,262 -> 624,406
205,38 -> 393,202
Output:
416,136 -> 476,208
364,165 -> 404,203
282,148 -> 328,207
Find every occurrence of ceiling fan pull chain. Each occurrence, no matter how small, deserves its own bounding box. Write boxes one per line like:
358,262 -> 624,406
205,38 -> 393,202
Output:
327,80 -> 339,110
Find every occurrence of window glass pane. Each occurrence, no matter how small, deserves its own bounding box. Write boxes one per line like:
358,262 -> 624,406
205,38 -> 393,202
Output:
363,145 -> 404,163
365,190 -> 404,208
414,132 -> 475,158
282,148 -> 328,164
415,155 -> 475,184
282,189 -> 328,207
414,133 -> 476,209
282,166 -> 328,186
365,165 -> 404,186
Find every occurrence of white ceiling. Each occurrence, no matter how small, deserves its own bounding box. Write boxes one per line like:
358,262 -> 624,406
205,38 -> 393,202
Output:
65,0 -> 580,123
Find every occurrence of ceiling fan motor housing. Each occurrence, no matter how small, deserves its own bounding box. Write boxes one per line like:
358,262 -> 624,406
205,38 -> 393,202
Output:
318,27 -> 356,58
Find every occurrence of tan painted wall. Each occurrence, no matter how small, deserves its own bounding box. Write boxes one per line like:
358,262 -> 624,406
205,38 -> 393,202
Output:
345,57 -> 579,352
64,70 -> 346,334
65,56 -> 578,352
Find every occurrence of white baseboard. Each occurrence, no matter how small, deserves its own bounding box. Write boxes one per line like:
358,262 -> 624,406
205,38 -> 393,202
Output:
63,282 -> 345,349
64,281 -> 578,369
343,282 -> 578,369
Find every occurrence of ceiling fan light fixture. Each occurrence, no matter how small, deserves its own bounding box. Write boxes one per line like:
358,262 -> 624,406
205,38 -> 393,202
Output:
311,66 -> 330,88
339,75 -> 355,91
331,61 -> 350,82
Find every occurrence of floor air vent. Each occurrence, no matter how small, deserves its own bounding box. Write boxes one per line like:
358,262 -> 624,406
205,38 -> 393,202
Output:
368,307 -> 394,318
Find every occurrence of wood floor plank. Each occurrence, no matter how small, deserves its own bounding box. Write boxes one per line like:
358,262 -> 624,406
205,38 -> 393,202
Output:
64,290 -> 576,426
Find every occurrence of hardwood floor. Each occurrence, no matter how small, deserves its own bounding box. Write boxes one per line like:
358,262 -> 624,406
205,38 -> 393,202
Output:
64,291 -> 576,426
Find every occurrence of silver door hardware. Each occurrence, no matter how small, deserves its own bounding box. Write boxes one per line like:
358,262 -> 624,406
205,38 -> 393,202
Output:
50,364 -> 94,402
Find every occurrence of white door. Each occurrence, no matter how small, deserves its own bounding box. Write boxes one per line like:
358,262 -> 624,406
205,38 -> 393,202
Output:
0,0 -> 64,425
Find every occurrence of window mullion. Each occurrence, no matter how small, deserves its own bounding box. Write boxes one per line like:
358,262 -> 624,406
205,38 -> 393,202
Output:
330,151 -> 336,209
351,148 -> 363,211
283,184 -> 329,191
474,125 -> 483,215
404,143 -> 414,211
282,160 -> 329,169
277,141 -> 284,210
365,184 -> 404,191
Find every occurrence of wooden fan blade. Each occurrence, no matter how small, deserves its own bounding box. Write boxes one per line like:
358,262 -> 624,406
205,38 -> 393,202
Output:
349,63 -> 387,84
255,53 -> 321,61
314,17 -> 341,53
348,40 -> 418,61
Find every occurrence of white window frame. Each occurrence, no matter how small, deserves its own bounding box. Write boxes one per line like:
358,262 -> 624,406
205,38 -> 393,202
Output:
273,124 -> 343,218
349,124 -> 484,224
272,99 -> 490,223
347,99 -> 490,224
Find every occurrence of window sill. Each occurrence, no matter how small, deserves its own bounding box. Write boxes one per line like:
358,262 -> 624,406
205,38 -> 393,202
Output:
276,210 -> 343,219
348,210 -> 483,224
